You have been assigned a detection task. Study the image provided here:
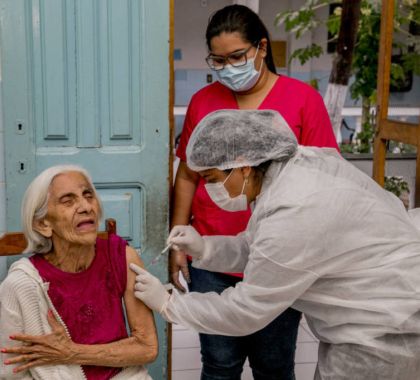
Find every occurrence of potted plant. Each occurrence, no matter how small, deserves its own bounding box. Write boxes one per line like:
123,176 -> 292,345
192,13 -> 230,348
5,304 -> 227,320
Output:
384,175 -> 410,209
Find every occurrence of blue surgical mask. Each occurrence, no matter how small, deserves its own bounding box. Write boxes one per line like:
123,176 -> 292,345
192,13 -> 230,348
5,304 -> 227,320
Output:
215,46 -> 262,92
205,170 -> 248,212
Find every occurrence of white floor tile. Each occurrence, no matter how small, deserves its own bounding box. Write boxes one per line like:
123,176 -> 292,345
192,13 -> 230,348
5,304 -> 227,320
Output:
171,321 -> 319,377
171,322 -> 189,331
297,324 -> 318,343
172,369 -> 201,380
172,347 -> 202,371
296,342 -> 319,364
241,366 -> 254,379
296,362 -> 317,380
172,329 -> 200,349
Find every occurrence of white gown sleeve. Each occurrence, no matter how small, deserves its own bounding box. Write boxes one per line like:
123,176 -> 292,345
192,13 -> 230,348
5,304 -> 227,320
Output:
408,208 -> 420,230
163,200 -> 323,336
164,262 -> 317,336
192,231 -> 250,273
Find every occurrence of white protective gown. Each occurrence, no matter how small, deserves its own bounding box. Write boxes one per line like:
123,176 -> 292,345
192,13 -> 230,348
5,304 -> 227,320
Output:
163,147 -> 420,379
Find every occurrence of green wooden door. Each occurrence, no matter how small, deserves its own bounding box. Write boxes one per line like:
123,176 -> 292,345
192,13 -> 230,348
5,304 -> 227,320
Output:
0,0 -> 170,378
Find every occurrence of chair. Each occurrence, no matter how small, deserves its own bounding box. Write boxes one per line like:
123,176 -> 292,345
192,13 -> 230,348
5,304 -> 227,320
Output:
0,218 -> 117,256
372,0 -> 420,207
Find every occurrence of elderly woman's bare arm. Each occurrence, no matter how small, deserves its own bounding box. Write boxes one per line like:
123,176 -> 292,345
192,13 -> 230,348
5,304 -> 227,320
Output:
2,246 -> 158,372
120,246 -> 159,363
67,246 -> 159,366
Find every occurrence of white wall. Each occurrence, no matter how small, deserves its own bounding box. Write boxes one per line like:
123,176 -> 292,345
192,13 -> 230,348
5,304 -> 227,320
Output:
174,0 -> 231,69
261,0 -> 332,75
174,0 -> 333,75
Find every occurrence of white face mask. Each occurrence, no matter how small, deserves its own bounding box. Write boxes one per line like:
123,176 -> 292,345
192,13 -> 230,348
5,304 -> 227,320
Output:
215,46 -> 263,92
205,170 -> 248,212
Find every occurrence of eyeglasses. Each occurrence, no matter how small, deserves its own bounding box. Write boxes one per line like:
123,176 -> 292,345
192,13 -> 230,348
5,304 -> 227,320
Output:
205,44 -> 256,71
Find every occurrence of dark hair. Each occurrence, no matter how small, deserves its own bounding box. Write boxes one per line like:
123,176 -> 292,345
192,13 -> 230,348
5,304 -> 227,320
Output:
254,160 -> 272,175
251,160 -> 272,188
206,5 -> 276,73
223,161 -> 271,184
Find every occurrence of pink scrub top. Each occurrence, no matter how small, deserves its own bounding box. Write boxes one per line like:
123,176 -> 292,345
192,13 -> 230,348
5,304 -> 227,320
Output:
176,75 -> 339,276
30,235 -> 129,380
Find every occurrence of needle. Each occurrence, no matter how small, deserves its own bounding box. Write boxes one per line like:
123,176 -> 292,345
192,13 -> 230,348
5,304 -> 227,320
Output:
151,243 -> 172,265
161,243 -> 172,255
151,230 -> 184,265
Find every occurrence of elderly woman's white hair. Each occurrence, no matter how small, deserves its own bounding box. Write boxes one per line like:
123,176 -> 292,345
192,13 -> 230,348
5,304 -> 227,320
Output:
21,165 -> 102,254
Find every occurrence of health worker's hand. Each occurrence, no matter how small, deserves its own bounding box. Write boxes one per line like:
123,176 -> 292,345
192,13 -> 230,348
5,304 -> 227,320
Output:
1,310 -> 76,373
167,225 -> 205,260
130,263 -> 170,313
169,249 -> 190,293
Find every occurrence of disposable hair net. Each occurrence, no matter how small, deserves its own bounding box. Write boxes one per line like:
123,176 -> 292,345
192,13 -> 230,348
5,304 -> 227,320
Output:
186,109 -> 298,171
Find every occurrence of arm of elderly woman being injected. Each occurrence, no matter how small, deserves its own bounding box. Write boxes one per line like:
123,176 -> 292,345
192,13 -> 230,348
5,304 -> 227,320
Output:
0,246 -> 158,374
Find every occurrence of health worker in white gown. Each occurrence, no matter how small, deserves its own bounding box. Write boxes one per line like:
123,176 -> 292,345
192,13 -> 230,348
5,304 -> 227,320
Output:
131,109 -> 420,380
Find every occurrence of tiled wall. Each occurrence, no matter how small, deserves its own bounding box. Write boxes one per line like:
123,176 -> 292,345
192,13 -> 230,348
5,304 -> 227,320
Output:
175,69 -> 214,106
172,319 -> 319,380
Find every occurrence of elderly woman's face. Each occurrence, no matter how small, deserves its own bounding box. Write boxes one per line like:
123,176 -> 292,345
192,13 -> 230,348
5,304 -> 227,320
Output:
40,171 -> 100,247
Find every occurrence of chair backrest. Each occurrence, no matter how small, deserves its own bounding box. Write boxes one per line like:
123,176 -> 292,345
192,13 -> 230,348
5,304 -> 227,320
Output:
0,218 -> 117,256
372,0 -> 420,207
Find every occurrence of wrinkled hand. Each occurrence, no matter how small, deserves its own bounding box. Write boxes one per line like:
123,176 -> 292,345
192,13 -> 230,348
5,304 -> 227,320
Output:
169,249 -> 190,292
130,263 -> 170,313
1,310 -> 76,373
167,225 -> 205,260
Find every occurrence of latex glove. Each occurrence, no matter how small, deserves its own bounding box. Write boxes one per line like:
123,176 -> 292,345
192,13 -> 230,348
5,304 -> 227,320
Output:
169,249 -> 190,293
130,263 -> 170,313
167,225 -> 205,260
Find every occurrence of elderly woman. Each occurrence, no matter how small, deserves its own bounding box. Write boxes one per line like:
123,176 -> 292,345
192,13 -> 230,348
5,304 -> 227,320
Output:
0,165 -> 157,380
131,109 -> 420,379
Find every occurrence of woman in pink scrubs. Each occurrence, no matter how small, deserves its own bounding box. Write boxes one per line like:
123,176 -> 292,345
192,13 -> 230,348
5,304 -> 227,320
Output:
171,4 -> 338,380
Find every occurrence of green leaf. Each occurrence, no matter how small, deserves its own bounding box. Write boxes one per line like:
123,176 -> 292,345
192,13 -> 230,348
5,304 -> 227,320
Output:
402,51 -> 420,75
384,176 -> 410,197
289,44 -> 324,65
277,0 -> 419,104
326,14 -> 341,36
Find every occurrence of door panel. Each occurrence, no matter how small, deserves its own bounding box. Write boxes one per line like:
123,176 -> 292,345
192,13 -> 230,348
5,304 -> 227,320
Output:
32,0 -> 77,146
0,0 -> 170,378
98,185 -> 144,245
